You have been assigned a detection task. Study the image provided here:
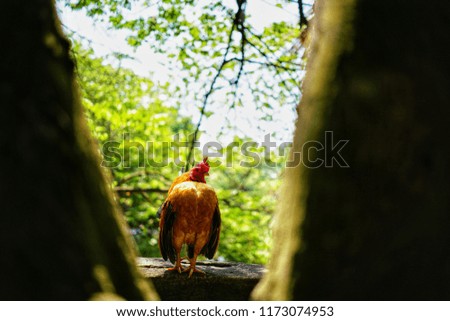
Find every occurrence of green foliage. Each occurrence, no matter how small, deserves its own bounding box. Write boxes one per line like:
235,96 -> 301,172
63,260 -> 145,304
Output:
211,138 -> 284,263
62,0 -> 307,265
62,0 -> 304,113
74,44 -> 188,257
72,44 -> 286,264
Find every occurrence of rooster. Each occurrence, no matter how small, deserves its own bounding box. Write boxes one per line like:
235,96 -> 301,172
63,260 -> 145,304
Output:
158,157 -> 221,277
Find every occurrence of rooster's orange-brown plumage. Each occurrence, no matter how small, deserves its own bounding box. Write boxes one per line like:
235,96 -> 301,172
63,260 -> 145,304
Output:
158,157 -> 221,277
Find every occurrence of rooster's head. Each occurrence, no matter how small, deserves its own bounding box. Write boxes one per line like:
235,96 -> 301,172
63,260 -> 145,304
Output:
189,157 -> 210,183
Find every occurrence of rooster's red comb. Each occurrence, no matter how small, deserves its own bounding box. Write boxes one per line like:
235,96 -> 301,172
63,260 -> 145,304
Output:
195,157 -> 210,172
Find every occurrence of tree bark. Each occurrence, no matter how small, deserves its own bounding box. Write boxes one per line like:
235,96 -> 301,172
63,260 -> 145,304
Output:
0,0 -> 158,300
253,0 -> 450,300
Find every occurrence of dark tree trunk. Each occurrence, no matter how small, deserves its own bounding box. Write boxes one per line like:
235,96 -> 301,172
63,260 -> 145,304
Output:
0,0 -> 158,300
253,0 -> 450,300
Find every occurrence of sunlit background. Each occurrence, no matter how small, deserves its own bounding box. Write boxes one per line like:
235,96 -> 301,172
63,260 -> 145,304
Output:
56,0 -> 314,264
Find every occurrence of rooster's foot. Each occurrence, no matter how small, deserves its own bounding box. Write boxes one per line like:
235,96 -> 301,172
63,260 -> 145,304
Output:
167,265 -> 182,274
182,266 -> 205,278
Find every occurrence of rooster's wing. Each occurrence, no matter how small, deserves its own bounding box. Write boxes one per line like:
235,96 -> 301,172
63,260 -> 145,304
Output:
158,201 -> 177,264
200,203 -> 221,259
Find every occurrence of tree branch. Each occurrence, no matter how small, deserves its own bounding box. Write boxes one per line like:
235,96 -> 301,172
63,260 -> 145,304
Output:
184,0 -> 247,172
221,197 -> 272,214
116,170 -> 172,186
231,2 -> 247,109
297,0 -> 308,29
114,187 -> 168,194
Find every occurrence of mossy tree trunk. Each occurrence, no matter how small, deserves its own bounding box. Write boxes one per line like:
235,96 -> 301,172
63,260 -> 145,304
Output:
0,0 -> 158,300
253,0 -> 450,300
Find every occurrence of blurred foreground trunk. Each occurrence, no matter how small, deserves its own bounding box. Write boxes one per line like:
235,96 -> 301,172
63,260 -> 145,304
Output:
253,0 -> 450,300
0,0 -> 158,300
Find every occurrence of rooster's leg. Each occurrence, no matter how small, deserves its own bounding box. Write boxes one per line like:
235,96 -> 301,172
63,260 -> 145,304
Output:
182,254 -> 205,278
167,253 -> 183,273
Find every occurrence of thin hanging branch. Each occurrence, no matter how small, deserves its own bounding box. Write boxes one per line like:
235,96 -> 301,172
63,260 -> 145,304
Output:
231,0 -> 247,109
183,0 -> 307,171
184,0 -> 247,172
183,25 -> 235,172
297,0 -> 308,29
